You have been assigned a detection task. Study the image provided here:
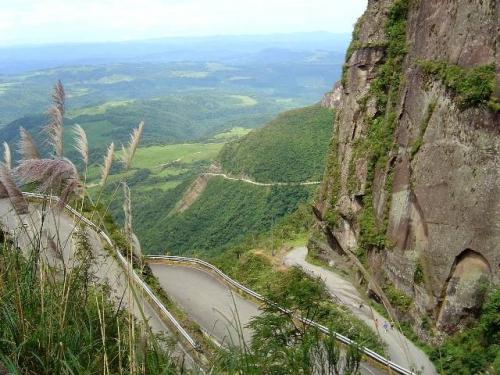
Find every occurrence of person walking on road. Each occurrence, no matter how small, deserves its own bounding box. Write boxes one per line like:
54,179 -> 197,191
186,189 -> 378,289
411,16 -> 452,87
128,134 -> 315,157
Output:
383,321 -> 389,333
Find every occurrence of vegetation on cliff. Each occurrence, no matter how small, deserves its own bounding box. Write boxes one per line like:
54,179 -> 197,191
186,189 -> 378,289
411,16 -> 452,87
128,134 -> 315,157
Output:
352,0 -> 409,252
430,288 -> 500,374
418,61 -> 497,110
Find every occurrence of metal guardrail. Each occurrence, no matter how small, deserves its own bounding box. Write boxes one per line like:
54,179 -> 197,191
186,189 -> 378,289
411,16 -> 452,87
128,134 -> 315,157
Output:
21,193 -> 201,352
147,255 -> 416,375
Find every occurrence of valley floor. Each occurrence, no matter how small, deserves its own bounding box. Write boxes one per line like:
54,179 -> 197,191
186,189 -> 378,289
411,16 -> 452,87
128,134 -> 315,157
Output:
284,247 -> 437,375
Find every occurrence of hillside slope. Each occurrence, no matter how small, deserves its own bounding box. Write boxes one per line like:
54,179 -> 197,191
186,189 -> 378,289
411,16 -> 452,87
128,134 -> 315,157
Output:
218,105 -> 334,182
315,0 -> 498,361
140,105 -> 334,254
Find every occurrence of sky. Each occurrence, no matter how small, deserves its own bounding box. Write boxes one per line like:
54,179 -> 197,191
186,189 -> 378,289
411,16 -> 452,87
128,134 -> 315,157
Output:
0,0 -> 367,46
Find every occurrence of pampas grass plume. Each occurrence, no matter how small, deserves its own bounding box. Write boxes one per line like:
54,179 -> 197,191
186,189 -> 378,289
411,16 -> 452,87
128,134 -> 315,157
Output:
18,127 -> 40,160
100,143 -> 114,187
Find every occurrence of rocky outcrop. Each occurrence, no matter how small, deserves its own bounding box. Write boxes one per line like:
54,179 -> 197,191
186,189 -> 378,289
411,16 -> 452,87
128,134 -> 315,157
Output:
318,0 -> 499,338
320,81 -> 343,109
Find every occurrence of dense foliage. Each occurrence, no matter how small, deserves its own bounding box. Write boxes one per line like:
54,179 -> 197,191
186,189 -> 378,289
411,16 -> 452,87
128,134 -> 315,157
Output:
125,104 -> 334,254
218,105 -> 334,182
155,177 -> 313,255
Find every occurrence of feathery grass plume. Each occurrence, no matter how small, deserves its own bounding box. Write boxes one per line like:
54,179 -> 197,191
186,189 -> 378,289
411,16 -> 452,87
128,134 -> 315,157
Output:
3,142 -> 11,170
18,127 -> 40,160
52,80 -> 65,116
122,182 -> 132,242
15,158 -> 83,206
0,165 -> 29,214
45,105 -> 64,158
100,142 -> 114,186
120,121 -> 144,170
44,81 -> 66,158
73,124 -> 88,167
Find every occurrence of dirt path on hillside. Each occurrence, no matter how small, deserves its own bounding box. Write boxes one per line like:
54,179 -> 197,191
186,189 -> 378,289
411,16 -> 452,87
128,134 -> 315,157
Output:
202,172 -> 321,186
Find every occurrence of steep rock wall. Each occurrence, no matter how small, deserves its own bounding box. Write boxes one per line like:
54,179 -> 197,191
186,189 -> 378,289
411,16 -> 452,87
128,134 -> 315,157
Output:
318,0 -> 499,337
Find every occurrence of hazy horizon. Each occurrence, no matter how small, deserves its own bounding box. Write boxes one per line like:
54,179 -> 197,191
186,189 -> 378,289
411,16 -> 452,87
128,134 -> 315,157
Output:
0,0 -> 366,47
0,30 -> 349,49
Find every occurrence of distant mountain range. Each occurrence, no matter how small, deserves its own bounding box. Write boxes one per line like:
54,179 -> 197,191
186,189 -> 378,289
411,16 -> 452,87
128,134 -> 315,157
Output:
0,32 -> 350,74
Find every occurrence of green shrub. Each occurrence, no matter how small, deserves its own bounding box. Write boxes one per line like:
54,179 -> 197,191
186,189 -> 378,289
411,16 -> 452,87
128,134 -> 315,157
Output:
418,61 -> 496,109
384,283 -> 412,312
431,289 -> 500,374
413,260 -> 424,284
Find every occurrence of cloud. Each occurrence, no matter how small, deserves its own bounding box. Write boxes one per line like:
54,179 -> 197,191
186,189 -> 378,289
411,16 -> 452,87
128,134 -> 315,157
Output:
0,0 -> 367,45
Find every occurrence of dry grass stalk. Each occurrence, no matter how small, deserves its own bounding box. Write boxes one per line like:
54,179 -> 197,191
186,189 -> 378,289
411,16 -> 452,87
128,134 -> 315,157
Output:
52,80 -> 65,116
73,124 -> 88,167
18,127 -> 40,160
45,105 -> 64,158
100,143 -> 114,186
3,142 -> 11,170
0,165 -> 29,214
122,182 -> 132,242
46,233 -> 64,263
44,81 -> 66,158
120,121 -> 144,170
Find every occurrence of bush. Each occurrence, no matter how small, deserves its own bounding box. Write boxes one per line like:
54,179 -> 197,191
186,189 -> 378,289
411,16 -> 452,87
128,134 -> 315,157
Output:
418,61 -> 496,109
431,288 -> 500,374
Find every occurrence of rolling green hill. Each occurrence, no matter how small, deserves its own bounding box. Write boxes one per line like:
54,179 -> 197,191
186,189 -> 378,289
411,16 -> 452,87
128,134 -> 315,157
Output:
134,104 -> 335,254
218,105 -> 334,182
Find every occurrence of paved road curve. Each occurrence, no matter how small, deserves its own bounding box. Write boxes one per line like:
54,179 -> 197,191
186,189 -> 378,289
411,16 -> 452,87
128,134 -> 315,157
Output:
149,262 -> 260,346
284,246 -> 437,375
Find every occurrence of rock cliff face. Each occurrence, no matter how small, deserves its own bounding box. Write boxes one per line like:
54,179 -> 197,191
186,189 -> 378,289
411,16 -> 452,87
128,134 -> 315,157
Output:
317,0 -> 498,338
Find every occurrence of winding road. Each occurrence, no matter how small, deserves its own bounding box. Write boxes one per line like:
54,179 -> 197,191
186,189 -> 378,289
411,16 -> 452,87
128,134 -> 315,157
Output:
284,247 -> 437,375
147,258 -> 416,375
0,198 -> 197,368
202,172 -> 321,186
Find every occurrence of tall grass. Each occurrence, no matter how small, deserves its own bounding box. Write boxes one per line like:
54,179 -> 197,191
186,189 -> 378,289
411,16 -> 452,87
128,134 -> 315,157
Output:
0,231 -> 176,374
